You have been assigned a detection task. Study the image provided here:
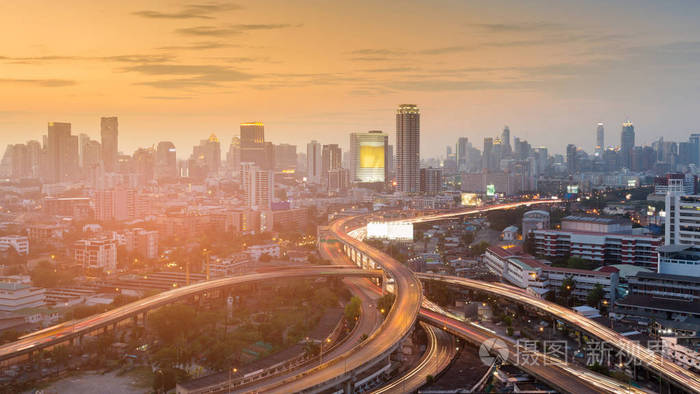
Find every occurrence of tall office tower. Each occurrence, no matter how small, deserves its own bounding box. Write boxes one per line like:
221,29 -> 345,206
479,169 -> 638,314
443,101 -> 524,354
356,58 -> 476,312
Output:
83,139 -> 101,171
566,144 -> 578,173
274,143 -> 297,171
321,144 -> 342,185
133,147 -> 155,185
227,136 -> 241,174
306,140 -> 322,184
501,126 -> 512,155
446,145 -> 453,159
240,162 -> 273,209
191,134 -> 221,176
482,137 -> 494,171
26,140 -> 41,178
155,141 -> 177,180
8,144 -> 30,179
240,122 -> 268,168
79,133 -> 89,167
47,122 -> 79,183
689,133 -> 700,165
457,137 -> 470,170
264,141 -> 275,171
595,123 -> 604,156
396,104 -> 420,193
349,130 -> 388,184
620,121 -> 635,169
420,167 -> 443,195
100,116 -> 118,172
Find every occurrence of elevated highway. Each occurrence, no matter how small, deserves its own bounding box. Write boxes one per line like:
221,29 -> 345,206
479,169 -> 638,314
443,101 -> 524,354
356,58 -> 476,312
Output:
0,266 -> 381,364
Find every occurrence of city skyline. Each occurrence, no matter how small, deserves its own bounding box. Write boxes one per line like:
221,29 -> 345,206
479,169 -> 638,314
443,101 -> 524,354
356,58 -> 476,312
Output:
3,1 -> 700,156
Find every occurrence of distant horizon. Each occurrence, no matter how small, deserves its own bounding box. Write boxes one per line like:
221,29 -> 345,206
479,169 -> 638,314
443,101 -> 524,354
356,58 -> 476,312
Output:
3,1 -> 700,156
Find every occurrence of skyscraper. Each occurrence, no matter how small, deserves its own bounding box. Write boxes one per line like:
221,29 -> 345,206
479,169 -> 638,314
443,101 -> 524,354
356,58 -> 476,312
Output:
689,133 -> 700,165
566,144 -> 577,173
349,131 -> 388,184
100,116 -> 118,172
396,104 -> 420,193
306,140 -> 322,184
457,137 -> 469,171
240,162 -> 273,209
156,141 -> 177,180
620,121 -> 635,169
482,137 -> 494,171
227,136 -> 241,174
501,126 -> 512,155
595,123 -> 604,156
321,144 -> 342,185
47,122 -> 79,183
190,134 -> 221,176
240,122 -> 269,169
273,143 -> 297,171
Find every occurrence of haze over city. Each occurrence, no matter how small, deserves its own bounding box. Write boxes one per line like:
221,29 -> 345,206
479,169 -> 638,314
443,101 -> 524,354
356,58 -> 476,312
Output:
3,0 -> 700,155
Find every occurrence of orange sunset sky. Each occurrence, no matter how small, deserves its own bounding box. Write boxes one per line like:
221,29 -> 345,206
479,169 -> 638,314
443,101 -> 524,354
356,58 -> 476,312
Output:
2,0 -> 700,156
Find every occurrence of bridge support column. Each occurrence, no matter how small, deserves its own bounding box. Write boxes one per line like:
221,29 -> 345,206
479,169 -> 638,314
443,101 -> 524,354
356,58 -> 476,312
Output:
342,377 -> 354,394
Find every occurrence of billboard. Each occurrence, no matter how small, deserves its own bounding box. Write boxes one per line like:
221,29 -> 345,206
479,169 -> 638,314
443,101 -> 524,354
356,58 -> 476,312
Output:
360,145 -> 385,168
461,193 -> 482,207
367,221 -> 413,240
486,184 -> 496,196
566,185 -> 579,194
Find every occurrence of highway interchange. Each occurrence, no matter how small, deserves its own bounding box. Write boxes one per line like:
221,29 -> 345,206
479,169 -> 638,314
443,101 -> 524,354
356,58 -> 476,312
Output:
1,199 -> 698,393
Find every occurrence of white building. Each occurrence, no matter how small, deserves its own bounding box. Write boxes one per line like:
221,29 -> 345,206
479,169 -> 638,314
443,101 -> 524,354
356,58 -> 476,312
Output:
246,244 -> 280,260
0,282 -> 45,312
663,192 -> 700,277
349,131 -> 388,184
240,162 -> 274,209
661,336 -> 700,371
73,235 -> 117,272
0,235 -> 29,255
501,226 -> 518,241
209,253 -> 250,277
306,140 -> 322,184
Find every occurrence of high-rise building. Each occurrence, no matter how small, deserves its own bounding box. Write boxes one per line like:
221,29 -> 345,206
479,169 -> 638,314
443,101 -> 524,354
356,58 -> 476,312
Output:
190,134 -> 221,176
483,137 -> 494,171
689,133 -> 700,165
94,189 -> 137,221
73,235 -> 117,272
133,147 -> 155,185
156,141 -> 177,180
274,143 -> 297,172
420,167 -> 443,195
620,121 -> 635,169
47,122 -> 79,183
306,140 -> 322,184
26,140 -> 41,179
501,126 -> 512,155
240,162 -> 273,209
101,117 -> 118,172
83,139 -> 101,170
662,190 -> 700,276
595,123 -> 604,156
321,144 -> 342,185
227,136 -> 241,174
240,122 -> 271,169
396,104 -> 420,193
566,144 -> 578,173
349,131 -> 388,184
457,137 -> 470,171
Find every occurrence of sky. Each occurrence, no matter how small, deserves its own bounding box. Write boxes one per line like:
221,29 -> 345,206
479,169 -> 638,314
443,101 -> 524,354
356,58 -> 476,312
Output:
2,0 -> 700,157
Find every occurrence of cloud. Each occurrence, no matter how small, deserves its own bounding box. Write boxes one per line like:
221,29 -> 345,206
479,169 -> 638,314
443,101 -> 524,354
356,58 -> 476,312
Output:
0,54 -> 174,64
143,96 -> 192,100
360,67 -> 416,73
132,2 -> 242,20
0,78 -> 76,87
123,63 -> 256,89
176,24 -> 299,36
418,46 -> 470,55
471,22 -> 566,33
156,41 -> 237,51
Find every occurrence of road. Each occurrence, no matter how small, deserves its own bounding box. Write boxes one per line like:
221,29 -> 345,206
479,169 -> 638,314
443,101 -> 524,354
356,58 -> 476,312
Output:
371,321 -> 457,394
418,273 -> 699,393
0,266 -> 380,364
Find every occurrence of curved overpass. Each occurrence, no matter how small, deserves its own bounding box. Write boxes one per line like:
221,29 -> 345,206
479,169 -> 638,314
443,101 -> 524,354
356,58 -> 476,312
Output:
417,273 -> 700,393
0,266 -> 380,364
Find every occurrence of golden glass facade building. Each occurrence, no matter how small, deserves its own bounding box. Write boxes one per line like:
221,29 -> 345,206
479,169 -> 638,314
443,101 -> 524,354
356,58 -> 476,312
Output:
349,130 -> 388,184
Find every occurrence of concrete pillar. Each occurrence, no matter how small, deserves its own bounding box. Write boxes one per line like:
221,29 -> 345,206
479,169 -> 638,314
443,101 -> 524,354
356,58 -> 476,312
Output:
343,379 -> 354,394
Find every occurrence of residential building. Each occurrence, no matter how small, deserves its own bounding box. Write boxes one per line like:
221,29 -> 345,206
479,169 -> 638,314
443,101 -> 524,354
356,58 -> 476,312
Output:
240,162 -> 273,209
420,167 -> 442,195
46,122 -> 79,183
0,235 -> 29,255
306,140 -> 322,184
0,282 -> 45,312
73,235 -> 117,272
101,116 -> 118,172
321,144 -> 342,185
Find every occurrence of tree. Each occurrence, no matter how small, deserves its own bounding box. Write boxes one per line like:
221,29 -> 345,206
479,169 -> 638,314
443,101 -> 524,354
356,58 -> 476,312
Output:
150,304 -> 197,345
153,368 -> 177,392
559,276 -> 576,306
586,284 -> 605,307
469,241 -> 490,257
344,296 -> 361,321
522,232 -> 536,255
